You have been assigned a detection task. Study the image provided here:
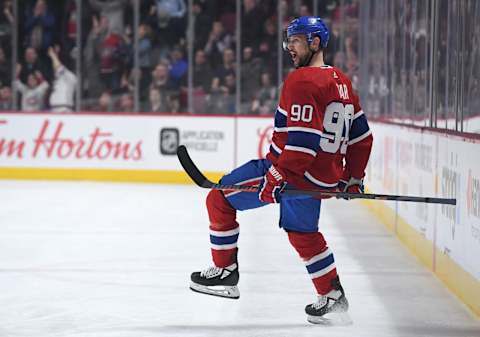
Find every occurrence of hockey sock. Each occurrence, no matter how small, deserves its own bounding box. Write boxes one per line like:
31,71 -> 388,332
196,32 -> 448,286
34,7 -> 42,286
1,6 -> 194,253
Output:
206,189 -> 239,267
287,231 -> 338,295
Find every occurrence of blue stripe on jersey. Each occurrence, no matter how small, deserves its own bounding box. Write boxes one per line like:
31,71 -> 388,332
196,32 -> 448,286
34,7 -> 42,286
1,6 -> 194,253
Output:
349,114 -> 370,140
210,233 -> 239,245
286,131 -> 321,152
306,253 -> 335,274
274,109 -> 287,128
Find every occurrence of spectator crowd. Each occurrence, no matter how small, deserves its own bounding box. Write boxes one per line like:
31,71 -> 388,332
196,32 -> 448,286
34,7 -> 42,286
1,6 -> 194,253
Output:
0,0 -> 360,114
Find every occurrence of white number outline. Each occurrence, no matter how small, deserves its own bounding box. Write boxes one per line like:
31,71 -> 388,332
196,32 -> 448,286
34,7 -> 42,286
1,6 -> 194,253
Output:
291,104 -> 313,122
320,102 -> 354,154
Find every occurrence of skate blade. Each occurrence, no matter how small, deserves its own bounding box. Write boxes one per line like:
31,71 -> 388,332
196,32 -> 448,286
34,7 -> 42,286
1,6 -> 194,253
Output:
190,282 -> 240,299
307,312 -> 353,326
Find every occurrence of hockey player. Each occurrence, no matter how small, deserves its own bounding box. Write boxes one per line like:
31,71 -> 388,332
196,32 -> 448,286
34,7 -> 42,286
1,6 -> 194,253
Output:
190,16 -> 373,324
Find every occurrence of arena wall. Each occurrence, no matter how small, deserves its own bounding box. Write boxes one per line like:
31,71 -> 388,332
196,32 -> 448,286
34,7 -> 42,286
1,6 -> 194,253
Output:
0,112 -> 478,316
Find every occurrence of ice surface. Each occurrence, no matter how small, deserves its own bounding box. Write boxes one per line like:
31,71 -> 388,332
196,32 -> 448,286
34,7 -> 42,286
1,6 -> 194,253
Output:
0,180 -> 479,337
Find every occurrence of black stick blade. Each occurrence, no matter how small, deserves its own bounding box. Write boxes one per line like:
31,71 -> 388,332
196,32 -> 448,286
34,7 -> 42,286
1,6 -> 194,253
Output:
176,145 -> 213,188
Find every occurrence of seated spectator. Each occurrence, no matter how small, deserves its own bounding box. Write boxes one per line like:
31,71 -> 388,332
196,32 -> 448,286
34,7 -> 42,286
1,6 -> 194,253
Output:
20,47 -> 50,82
150,63 -> 175,93
166,92 -> 180,113
48,46 -> 77,113
118,93 -> 134,112
0,85 -> 12,111
93,91 -> 113,112
24,0 -> 55,53
146,87 -> 167,112
332,51 -> 346,70
251,72 -> 277,115
212,48 -> 235,88
193,49 -> 212,93
14,65 -> 49,111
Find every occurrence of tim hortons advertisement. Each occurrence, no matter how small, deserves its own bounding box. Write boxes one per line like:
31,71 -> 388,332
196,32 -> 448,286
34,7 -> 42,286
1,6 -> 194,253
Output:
0,114 -> 234,172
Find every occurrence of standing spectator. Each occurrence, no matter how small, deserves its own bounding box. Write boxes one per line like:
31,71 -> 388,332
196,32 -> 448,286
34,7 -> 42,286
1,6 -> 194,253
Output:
24,0 -> 55,52
169,46 -> 187,89
0,46 -> 10,87
241,46 -> 261,103
155,0 -> 187,47
258,17 -> 278,81
89,0 -> 128,35
204,21 -> 233,68
84,15 -> 109,98
48,46 -> 77,113
14,65 -> 49,111
138,23 -> 153,94
0,0 -> 14,51
242,0 -> 264,48
192,1 -> 212,51
99,30 -> 126,92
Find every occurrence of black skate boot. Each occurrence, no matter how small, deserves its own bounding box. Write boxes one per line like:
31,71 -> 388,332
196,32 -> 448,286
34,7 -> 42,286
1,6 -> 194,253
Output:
305,276 -> 351,325
190,263 -> 240,299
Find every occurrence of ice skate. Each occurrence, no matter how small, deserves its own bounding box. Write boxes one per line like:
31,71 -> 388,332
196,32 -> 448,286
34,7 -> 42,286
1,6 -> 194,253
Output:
190,263 -> 240,299
305,277 -> 352,325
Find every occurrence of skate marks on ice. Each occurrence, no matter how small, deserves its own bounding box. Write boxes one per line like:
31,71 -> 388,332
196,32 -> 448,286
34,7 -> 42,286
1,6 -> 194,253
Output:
307,311 -> 353,326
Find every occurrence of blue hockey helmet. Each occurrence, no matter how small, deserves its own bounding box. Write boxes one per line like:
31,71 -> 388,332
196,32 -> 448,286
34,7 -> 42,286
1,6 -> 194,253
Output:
284,16 -> 330,50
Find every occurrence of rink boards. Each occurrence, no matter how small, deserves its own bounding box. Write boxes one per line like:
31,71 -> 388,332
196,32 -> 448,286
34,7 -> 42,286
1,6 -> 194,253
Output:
0,112 -> 479,316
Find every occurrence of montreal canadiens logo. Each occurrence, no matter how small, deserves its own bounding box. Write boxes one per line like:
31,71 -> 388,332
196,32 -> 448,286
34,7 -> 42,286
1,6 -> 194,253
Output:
257,125 -> 274,159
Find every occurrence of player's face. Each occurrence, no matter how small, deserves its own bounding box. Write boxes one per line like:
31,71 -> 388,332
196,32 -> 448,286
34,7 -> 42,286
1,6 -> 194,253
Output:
285,34 -> 309,68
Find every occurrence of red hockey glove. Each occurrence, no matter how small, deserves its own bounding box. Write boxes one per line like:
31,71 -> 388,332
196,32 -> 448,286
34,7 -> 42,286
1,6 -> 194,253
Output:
258,165 -> 286,203
338,177 -> 364,199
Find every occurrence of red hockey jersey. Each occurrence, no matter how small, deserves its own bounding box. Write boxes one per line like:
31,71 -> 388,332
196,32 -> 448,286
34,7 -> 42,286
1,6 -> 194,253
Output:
266,65 -> 373,190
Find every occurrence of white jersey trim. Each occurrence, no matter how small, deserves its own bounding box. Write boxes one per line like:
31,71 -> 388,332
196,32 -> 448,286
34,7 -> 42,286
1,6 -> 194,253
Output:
277,106 -> 288,116
305,248 -> 332,266
284,145 -> 316,157
309,263 -> 336,279
210,227 -> 240,237
353,110 -> 364,120
211,243 -> 237,250
348,129 -> 372,145
304,171 -> 338,187
271,142 -> 283,154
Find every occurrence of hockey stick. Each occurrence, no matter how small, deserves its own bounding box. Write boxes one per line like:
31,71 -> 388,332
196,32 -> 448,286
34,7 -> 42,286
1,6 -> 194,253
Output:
176,145 -> 456,205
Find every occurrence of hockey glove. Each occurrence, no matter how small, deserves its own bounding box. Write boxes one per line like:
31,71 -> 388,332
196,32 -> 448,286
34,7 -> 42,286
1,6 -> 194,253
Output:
338,177 -> 364,199
258,165 -> 286,203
